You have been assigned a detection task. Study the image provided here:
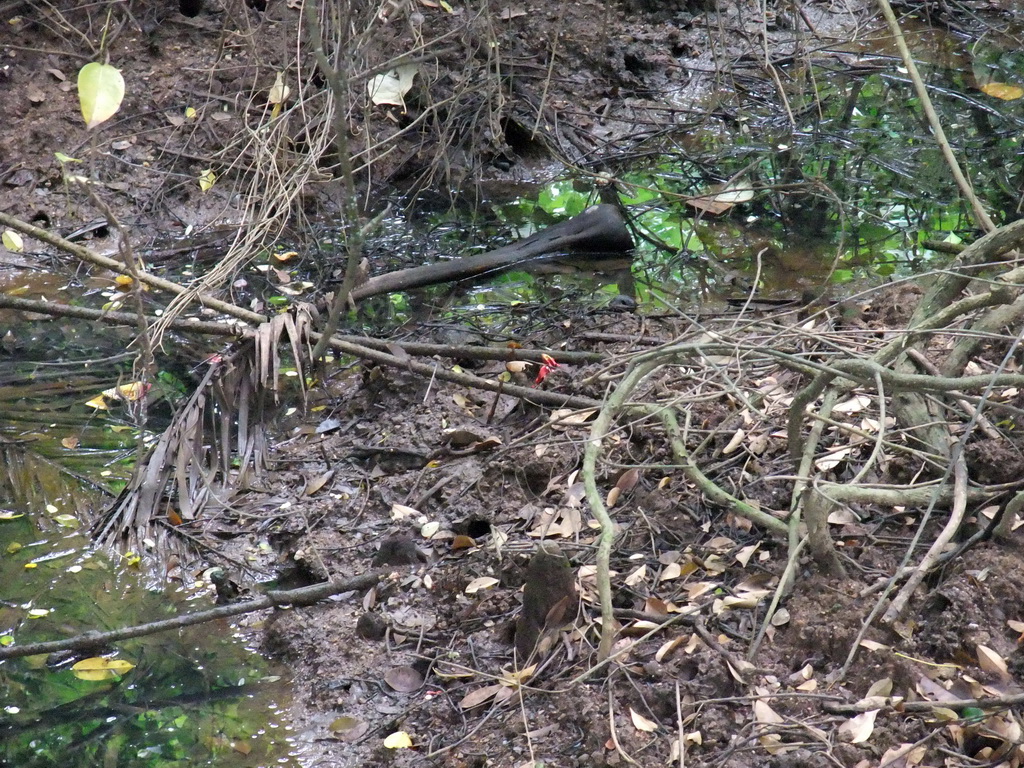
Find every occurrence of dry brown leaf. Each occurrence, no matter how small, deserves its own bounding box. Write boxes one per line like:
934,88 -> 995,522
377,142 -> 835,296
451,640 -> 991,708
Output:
460,684 -> 503,709
384,665 -> 423,692
615,468 -> 640,492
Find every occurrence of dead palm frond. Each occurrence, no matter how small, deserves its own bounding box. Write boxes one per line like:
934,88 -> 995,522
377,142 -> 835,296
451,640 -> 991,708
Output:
93,305 -> 313,551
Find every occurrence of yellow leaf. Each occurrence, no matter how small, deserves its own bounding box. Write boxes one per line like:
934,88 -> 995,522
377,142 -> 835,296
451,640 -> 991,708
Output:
2,230 -> 24,252
77,62 -> 125,129
198,168 -> 216,192
383,731 -> 413,749
185,106 -> 197,119
980,82 -> 1024,101
72,657 -> 135,681
102,381 -> 149,402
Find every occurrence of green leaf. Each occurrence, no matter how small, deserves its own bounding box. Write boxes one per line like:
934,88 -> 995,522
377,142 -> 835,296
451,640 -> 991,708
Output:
77,62 -> 125,129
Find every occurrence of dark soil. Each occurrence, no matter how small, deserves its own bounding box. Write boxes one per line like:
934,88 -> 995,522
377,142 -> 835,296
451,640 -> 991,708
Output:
4,1 -> 1024,767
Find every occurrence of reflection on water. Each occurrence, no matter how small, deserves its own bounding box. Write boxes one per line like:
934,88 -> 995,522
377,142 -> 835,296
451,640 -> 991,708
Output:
0,518 -> 298,767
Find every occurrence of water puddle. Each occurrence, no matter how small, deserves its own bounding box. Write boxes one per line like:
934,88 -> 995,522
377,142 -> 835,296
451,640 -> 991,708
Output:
0,518 -> 299,767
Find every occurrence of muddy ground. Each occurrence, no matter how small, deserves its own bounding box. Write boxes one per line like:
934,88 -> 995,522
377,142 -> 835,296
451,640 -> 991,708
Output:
4,1 -> 1024,767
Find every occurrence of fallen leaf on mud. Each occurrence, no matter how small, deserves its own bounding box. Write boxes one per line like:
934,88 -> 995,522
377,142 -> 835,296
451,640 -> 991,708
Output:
655,635 -> 686,662
915,674 -> 959,702
759,733 -> 792,755
464,576 -> 499,594
624,564 -> 647,586
385,665 -> 424,692
770,607 -> 790,626
687,581 -> 717,600
302,470 -> 334,496
451,535 -> 476,551
976,644 -> 1010,679
815,445 -> 851,471
383,731 -> 413,749
753,699 -> 784,724
330,716 -> 369,741
735,544 -> 759,567
548,408 -> 597,427
367,65 -> 418,109
827,507 -> 860,525
722,428 -> 745,454
629,708 -> 659,732
616,468 -> 640,492
866,677 -> 893,698
859,639 -> 890,651
420,520 -> 440,538
606,486 -> 621,508
659,562 -> 683,581
2,230 -> 24,252
877,743 -> 926,768
1007,619 -> 1024,641
838,709 -> 878,743
460,683 -> 504,709
391,503 -> 420,520
833,394 -> 871,413
645,596 -> 668,615
434,661 -> 474,679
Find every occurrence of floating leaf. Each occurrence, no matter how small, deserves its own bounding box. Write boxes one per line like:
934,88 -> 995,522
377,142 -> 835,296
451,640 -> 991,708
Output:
78,62 -> 125,128
72,657 -> 135,681
980,82 -> 1024,101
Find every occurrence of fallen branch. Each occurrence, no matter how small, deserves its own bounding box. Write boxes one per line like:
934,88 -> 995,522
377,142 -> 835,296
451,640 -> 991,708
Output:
0,569 -> 385,661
